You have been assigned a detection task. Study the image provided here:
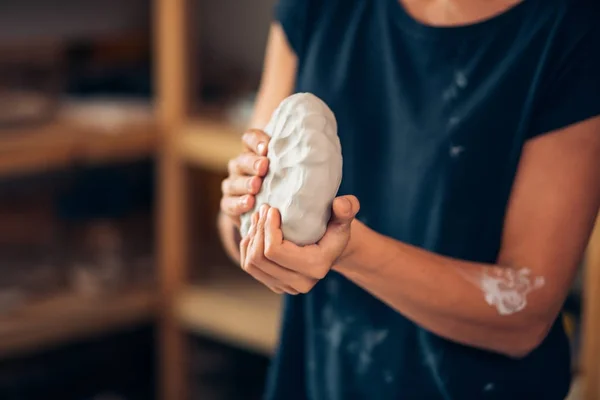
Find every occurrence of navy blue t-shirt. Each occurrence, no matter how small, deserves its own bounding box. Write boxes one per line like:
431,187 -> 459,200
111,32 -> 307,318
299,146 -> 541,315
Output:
263,1 -> 600,399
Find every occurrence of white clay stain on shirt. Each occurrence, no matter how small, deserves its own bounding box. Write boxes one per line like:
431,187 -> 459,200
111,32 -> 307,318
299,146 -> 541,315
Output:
419,330 -> 452,400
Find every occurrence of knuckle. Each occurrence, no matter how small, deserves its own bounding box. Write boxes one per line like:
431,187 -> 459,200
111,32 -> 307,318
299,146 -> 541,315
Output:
297,280 -> 313,294
247,250 -> 262,265
243,262 -> 255,274
284,286 -> 299,295
264,243 -> 276,259
271,286 -> 283,294
220,179 -> 230,194
311,264 -> 328,280
227,159 -> 237,174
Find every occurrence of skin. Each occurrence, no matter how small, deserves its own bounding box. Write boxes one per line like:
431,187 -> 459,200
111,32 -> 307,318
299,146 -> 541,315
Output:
218,2 -> 600,358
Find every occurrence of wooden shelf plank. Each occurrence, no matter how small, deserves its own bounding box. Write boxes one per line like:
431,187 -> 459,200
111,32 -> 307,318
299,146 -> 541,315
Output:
176,269 -> 282,356
0,287 -> 158,358
177,116 -> 242,172
0,118 -> 157,178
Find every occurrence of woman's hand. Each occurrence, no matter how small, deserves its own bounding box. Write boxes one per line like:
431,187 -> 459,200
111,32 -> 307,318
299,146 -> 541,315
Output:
240,196 -> 360,294
220,129 -> 270,227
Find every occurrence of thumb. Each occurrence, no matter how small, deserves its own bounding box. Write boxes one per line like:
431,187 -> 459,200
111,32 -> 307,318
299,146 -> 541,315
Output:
329,195 -> 360,229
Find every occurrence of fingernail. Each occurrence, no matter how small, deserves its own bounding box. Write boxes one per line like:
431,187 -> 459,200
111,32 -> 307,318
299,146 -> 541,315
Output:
240,195 -> 249,206
254,159 -> 262,172
247,177 -> 254,191
257,142 -> 266,155
260,204 -> 267,217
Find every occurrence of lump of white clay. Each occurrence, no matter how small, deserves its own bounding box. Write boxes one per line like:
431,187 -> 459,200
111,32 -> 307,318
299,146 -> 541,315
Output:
240,92 -> 343,246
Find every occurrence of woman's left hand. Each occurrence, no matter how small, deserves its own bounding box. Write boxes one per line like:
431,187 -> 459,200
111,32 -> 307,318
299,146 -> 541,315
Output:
240,196 -> 360,294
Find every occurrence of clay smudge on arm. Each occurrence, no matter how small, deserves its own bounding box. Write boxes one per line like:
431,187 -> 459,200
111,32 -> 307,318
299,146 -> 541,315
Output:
458,266 -> 545,316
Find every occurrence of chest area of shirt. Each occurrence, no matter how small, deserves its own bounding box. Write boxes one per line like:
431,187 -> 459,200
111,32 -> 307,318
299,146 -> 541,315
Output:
298,8 -> 545,154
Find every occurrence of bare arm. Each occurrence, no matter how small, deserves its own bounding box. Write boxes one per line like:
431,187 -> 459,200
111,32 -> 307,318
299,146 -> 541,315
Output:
335,117 -> 600,357
218,23 -> 297,263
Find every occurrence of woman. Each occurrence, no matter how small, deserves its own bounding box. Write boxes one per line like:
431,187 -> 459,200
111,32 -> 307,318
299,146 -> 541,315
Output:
218,0 -> 600,398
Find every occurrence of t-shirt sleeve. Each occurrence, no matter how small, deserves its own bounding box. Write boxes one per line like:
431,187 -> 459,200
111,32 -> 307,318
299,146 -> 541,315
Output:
273,0 -> 312,59
527,21 -> 600,139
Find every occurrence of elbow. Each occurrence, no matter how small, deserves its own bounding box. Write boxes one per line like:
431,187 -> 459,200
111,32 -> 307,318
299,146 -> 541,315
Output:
500,321 -> 552,359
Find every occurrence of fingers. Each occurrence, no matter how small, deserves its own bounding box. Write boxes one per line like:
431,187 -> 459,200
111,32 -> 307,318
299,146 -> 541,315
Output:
242,129 -> 270,156
227,152 -> 269,177
220,194 -> 254,218
243,208 -> 298,295
241,212 -> 282,294
222,175 -> 262,196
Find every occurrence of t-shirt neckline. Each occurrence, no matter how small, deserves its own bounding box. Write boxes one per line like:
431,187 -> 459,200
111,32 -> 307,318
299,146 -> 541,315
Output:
386,0 -> 531,40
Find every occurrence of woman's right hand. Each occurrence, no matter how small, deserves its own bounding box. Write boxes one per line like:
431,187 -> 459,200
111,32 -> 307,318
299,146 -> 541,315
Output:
220,129 -> 271,228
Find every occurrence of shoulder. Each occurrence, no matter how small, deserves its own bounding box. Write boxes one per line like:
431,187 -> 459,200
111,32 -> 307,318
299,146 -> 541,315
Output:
525,0 -> 600,139
546,0 -> 600,43
273,0 -> 350,58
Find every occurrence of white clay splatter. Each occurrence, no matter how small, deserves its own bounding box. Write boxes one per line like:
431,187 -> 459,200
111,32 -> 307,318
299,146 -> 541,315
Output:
460,267 -> 545,316
443,86 -> 459,101
450,144 -> 465,157
448,116 -> 461,127
383,370 -> 395,384
455,71 -> 468,88
357,330 -> 389,374
323,304 -> 346,349
419,330 -> 452,400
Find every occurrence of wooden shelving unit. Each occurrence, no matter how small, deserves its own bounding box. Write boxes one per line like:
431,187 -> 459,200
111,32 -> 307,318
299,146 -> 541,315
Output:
176,271 -> 282,356
0,286 -> 157,359
154,0 -> 282,399
177,116 -> 242,172
0,5 -> 160,396
0,118 -> 156,178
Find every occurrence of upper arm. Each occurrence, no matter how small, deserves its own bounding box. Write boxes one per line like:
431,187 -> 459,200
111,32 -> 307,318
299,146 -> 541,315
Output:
498,117 -> 600,322
249,23 -> 298,129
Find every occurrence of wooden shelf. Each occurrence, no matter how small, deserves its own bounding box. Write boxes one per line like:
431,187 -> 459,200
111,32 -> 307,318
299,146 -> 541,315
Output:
0,118 -> 157,178
177,116 -> 242,172
0,286 -> 157,358
176,268 -> 282,356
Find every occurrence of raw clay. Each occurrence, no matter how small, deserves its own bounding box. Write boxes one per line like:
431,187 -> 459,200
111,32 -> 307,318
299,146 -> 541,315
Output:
240,92 -> 343,246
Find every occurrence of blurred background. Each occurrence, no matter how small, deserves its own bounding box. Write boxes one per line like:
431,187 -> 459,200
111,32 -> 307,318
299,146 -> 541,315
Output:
0,1 -> 597,400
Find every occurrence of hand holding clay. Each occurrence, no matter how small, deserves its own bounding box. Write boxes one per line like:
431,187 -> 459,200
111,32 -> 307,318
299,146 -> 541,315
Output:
220,129 -> 271,227
240,197 -> 360,294
240,93 -> 343,246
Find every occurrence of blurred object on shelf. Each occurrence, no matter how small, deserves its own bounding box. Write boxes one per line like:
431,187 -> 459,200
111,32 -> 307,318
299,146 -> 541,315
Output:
59,97 -> 153,134
225,92 -> 256,129
0,288 -> 27,316
0,189 -> 65,314
0,40 -> 64,129
69,220 -> 125,298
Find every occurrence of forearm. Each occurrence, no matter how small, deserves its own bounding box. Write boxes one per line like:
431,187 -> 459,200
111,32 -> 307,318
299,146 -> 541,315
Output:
334,221 -> 554,357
